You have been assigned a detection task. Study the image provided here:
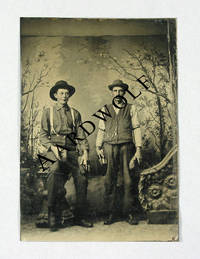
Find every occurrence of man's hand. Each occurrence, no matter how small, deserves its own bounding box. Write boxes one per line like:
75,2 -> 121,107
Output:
129,147 -> 142,170
51,145 -> 61,160
96,147 -> 104,159
79,150 -> 90,171
96,146 -> 107,165
135,147 -> 142,164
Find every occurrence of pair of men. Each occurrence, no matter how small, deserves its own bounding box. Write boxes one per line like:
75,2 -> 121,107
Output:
39,79 -> 142,231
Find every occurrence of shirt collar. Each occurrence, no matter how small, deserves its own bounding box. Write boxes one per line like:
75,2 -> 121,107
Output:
55,102 -> 70,111
112,103 -> 124,110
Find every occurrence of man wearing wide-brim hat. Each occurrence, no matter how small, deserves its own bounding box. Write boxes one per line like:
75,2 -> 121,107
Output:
96,79 -> 142,225
39,80 -> 93,231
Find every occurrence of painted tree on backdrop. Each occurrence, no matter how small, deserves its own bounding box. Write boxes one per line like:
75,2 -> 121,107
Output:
21,51 -> 52,165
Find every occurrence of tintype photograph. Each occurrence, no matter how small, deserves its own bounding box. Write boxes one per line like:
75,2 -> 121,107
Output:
20,18 -> 178,241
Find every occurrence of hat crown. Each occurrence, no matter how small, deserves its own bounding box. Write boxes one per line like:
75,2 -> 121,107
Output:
112,79 -> 124,85
108,79 -> 128,91
54,80 -> 69,87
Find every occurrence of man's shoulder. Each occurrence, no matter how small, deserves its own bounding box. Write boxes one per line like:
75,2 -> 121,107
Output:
127,103 -> 134,107
42,104 -> 57,113
128,103 -> 136,109
41,104 -> 58,117
69,106 -> 81,118
42,106 -> 50,115
128,103 -> 138,116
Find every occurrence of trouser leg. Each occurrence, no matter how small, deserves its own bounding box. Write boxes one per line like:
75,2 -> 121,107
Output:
46,157 -> 68,230
72,170 -> 88,219
69,151 -> 88,219
47,160 -> 67,208
103,144 -> 119,215
46,150 -> 71,216
120,143 -> 136,217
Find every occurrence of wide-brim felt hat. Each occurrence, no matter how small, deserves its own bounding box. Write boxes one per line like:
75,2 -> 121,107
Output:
108,79 -> 129,91
50,80 -> 75,101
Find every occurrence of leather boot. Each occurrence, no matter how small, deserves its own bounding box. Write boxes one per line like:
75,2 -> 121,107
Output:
104,214 -> 115,225
48,207 -> 58,232
74,218 -> 93,228
126,214 -> 139,225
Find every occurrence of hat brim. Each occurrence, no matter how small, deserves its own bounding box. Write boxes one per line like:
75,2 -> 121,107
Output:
50,84 -> 75,101
108,83 -> 128,91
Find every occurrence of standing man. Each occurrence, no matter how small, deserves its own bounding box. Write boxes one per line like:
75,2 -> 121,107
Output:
96,80 -> 142,225
39,80 -> 93,231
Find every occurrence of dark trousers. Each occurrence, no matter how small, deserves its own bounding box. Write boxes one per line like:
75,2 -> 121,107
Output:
103,142 -> 137,216
46,150 -> 88,219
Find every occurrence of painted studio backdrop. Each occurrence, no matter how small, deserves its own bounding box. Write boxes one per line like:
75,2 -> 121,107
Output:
20,19 -> 177,223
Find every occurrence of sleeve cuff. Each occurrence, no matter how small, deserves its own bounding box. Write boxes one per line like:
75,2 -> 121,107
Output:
133,125 -> 140,130
99,128 -> 105,132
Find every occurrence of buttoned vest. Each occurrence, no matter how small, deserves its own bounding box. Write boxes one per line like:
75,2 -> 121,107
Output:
104,104 -> 133,144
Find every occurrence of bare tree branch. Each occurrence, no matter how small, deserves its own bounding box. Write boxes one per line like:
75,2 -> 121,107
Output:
22,64 -> 49,96
21,74 -> 36,113
123,49 -> 172,104
108,54 -> 138,81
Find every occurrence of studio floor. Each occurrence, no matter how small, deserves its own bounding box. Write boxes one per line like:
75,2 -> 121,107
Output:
21,218 -> 178,242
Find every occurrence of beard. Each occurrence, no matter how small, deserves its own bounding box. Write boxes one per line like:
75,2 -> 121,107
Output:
115,96 -> 123,104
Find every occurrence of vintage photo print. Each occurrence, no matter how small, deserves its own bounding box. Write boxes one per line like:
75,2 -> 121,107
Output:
20,18 -> 178,241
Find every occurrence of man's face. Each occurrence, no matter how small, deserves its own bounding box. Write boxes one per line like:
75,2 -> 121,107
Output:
54,88 -> 70,105
111,86 -> 125,103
